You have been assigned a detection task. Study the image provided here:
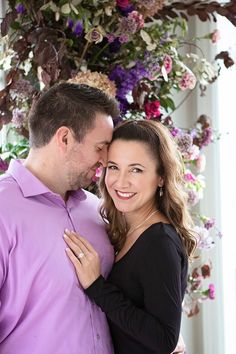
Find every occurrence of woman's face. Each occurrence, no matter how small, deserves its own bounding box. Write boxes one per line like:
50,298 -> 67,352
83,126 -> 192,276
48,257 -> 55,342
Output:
105,139 -> 163,214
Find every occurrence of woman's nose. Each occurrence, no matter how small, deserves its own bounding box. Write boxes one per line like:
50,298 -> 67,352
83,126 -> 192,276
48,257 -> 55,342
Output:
115,171 -> 130,188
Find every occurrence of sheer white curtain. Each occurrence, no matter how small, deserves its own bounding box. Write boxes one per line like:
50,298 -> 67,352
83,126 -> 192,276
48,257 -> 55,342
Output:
217,16 -> 236,354
173,17 -> 224,354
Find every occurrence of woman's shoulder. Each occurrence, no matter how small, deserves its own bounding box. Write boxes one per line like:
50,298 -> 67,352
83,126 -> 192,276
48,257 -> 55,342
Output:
144,222 -> 184,253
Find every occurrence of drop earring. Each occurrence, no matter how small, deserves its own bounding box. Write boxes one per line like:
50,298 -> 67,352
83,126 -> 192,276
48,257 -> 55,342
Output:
159,187 -> 163,197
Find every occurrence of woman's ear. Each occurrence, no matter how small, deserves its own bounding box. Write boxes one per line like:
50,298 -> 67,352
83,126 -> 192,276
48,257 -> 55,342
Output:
158,176 -> 164,188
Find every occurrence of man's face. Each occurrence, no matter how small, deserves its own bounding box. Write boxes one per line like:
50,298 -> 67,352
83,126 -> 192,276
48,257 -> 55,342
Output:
65,113 -> 113,190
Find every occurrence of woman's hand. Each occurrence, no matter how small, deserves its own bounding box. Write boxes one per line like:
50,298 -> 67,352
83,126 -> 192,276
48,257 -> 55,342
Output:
63,230 -> 101,289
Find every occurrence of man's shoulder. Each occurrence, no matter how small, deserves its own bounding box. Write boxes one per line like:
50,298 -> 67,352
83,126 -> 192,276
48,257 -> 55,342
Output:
0,173 -> 17,192
0,173 -> 21,207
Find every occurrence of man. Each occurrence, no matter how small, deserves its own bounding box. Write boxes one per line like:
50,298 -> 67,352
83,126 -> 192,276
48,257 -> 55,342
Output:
0,83 -> 119,354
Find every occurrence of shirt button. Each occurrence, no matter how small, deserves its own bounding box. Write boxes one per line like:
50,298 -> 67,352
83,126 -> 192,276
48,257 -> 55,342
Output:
96,334 -> 100,340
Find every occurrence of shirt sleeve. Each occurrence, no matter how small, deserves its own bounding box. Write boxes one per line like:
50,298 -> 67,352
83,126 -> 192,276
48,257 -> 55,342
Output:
0,218 -> 10,289
85,226 -> 185,354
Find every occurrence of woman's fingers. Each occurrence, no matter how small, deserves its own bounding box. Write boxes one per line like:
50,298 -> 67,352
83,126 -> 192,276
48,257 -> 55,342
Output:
76,234 -> 97,255
65,247 -> 82,268
63,233 -> 87,260
64,230 -> 97,256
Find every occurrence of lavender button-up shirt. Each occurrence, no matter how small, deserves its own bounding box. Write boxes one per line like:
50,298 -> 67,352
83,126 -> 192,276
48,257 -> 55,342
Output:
0,160 -> 114,354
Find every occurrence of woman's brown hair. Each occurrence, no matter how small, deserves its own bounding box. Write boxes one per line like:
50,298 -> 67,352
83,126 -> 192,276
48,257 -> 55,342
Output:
99,120 -> 197,259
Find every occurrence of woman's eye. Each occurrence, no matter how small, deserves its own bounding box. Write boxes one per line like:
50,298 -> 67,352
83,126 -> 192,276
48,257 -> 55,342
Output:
131,168 -> 143,173
107,165 -> 118,170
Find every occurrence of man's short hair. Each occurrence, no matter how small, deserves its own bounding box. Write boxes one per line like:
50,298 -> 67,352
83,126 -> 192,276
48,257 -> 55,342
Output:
28,82 -> 119,148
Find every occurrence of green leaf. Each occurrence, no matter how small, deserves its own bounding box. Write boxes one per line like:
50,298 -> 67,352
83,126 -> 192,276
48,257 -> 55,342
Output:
10,21 -> 21,30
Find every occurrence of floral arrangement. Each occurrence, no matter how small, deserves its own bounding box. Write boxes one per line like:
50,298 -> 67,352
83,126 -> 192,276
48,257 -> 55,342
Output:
0,0 -> 235,316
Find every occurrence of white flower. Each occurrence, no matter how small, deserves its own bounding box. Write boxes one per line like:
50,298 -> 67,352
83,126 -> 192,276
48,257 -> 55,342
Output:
194,226 -> 215,250
193,58 -> 217,85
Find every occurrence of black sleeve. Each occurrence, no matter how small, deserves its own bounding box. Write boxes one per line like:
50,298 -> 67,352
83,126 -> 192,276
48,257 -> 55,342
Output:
85,228 -> 184,354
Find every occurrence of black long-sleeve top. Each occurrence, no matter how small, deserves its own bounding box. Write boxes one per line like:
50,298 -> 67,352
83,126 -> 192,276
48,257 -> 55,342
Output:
85,222 -> 188,354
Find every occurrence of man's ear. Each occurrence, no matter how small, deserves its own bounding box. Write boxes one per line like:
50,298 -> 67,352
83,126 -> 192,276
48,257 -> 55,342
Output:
55,126 -> 72,151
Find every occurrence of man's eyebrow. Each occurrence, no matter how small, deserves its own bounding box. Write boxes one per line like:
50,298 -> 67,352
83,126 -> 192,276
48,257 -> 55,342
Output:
96,141 -> 110,145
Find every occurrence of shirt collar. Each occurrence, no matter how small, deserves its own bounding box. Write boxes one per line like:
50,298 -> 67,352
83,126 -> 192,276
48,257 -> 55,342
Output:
7,159 -> 86,201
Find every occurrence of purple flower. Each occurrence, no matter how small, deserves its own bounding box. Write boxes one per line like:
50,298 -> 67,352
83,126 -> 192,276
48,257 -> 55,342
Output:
12,108 -> 25,128
119,34 -> 129,44
0,158 -> 8,172
108,38 -> 121,53
106,34 -> 116,43
204,218 -> 215,230
16,3 -> 26,14
177,133 -> 193,154
109,62 -> 149,113
171,127 -> 181,137
67,18 -> 74,29
201,127 -> 213,147
73,21 -> 83,37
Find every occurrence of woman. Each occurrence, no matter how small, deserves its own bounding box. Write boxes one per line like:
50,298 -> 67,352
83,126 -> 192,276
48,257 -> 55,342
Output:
64,120 -> 196,354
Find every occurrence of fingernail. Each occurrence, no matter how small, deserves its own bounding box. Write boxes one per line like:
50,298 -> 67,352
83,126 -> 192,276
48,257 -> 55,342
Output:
64,228 -> 70,233
63,234 -> 69,239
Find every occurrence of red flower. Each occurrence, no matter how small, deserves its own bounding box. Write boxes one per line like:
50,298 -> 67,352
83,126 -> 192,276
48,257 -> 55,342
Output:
144,100 -> 161,119
201,264 -> 211,278
116,0 -> 130,8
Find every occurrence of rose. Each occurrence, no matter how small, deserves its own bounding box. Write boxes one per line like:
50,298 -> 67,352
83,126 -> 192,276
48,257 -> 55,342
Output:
179,72 -> 196,90
116,0 -> 130,8
144,100 -> 161,119
85,27 -> 104,44
163,55 -> 173,74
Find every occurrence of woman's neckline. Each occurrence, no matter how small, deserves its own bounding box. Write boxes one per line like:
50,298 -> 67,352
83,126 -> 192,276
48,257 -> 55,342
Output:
114,221 -> 171,264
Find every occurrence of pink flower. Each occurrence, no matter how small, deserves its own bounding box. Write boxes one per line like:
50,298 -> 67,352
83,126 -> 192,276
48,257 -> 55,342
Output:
184,171 -> 197,183
195,154 -> 206,173
92,166 -> 103,182
0,158 -> 8,172
144,100 -> 161,119
204,217 -> 215,230
119,34 -> 129,43
163,55 -> 172,74
179,72 -> 196,90
116,0 -> 130,8
211,29 -> 220,44
129,11 -> 144,30
208,284 -> 215,300
106,34 -> 115,43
